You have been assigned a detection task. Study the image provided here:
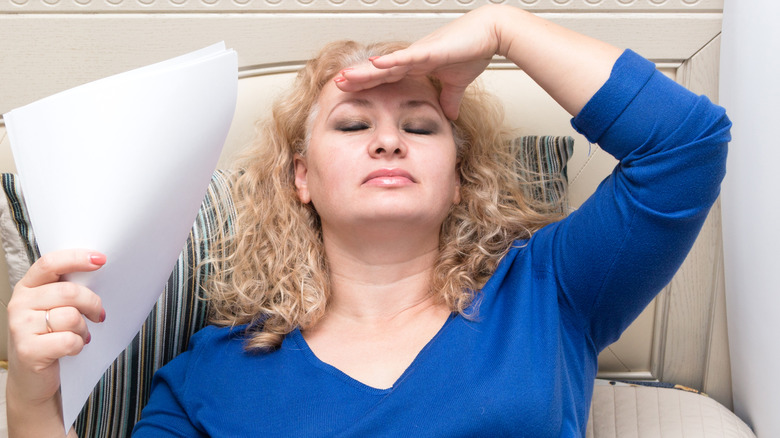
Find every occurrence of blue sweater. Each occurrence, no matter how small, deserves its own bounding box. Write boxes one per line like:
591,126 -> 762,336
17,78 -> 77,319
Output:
133,50 -> 731,437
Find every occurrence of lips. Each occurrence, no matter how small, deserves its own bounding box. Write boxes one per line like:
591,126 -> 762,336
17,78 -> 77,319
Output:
363,168 -> 416,185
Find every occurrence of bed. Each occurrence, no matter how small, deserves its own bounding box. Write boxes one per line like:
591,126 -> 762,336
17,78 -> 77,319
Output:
0,0 -> 753,436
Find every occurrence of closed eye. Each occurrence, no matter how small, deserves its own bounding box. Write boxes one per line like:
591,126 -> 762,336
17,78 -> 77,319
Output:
403,124 -> 437,135
404,128 -> 434,135
337,122 -> 370,132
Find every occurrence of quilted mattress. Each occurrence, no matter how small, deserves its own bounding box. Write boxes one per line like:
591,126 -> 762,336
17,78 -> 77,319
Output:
587,381 -> 756,437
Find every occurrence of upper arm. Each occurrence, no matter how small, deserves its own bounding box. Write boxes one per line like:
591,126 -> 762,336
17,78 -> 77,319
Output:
132,330 -> 211,437
541,50 -> 730,350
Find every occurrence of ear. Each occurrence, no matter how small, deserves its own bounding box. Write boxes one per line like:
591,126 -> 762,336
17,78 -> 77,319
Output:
294,153 -> 311,204
452,166 -> 461,204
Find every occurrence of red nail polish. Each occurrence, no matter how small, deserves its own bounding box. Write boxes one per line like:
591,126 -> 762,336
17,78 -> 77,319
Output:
89,253 -> 106,265
368,56 -> 380,61
340,67 -> 353,74
86,333 -> 92,344
100,309 -> 106,323
334,77 -> 346,83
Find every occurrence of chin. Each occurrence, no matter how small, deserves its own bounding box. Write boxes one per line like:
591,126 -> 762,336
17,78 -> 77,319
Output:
356,209 -> 446,230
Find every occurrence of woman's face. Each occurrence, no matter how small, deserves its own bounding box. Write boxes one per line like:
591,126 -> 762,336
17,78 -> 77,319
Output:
294,75 -> 461,237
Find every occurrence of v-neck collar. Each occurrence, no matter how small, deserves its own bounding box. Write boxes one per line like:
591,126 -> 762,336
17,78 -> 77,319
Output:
288,312 -> 457,395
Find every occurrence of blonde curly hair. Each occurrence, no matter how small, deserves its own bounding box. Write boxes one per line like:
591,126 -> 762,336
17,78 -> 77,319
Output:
206,40 -> 563,350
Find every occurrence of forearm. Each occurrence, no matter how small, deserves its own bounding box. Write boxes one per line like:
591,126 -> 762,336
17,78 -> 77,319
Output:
492,6 -> 623,116
7,381 -> 76,438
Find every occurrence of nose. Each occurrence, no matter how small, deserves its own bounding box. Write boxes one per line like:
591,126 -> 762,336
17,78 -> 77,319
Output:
368,124 -> 407,159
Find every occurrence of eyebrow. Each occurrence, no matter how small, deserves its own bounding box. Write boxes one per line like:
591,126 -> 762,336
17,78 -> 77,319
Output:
401,100 -> 440,111
328,98 -> 441,118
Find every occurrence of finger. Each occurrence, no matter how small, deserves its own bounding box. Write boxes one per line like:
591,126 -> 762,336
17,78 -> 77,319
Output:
39,307 -> 91,343
25,281 -> 105,324
20,250 -> 106,289
15,331 -> 90,368
439,84 -> 468,120
49,332 -> 90,357
369,47 -> 433,70
335,65 -> 412,92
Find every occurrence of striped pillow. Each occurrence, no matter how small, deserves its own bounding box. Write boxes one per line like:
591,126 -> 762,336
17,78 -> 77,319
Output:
0,135 -> 572,437
509,135 -> 574,213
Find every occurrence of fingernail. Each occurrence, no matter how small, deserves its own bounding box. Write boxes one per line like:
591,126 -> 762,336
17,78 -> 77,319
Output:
100,309 -> 106,323
89,253 -> 106,265
86,333 -> 92,344
368,56 -> 380,61
334,77 -> 346,83
340,68 -> 353,74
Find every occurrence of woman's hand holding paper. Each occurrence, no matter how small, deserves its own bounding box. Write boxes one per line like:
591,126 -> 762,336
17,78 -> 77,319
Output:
6,249 -> 106,438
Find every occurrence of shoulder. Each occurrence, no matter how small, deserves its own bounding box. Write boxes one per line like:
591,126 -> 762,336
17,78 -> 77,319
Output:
187,324 -> 249,352
478,237 -> 557,298
137,324 -> 277,434
156,325 -> 253,382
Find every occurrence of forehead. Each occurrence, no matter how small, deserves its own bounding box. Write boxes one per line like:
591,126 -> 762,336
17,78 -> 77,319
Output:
318,76 -> 442,111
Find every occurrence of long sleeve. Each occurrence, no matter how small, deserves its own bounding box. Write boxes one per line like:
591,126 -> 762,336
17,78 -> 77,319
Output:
532,49 -> 731,351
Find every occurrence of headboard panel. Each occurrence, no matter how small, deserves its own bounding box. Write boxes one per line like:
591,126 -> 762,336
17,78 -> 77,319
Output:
1,1 -> 723,117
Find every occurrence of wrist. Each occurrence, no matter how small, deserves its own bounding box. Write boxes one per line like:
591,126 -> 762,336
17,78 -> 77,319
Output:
491,5 -> 532,60
6,380 -> 68,437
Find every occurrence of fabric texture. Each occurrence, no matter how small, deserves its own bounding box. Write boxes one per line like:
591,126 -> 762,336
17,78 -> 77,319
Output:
586,382 -> 756,438
0,173 -> 38,282
0,139 -> 570,437
509,135 -> 574,213
131,49 -> 732,437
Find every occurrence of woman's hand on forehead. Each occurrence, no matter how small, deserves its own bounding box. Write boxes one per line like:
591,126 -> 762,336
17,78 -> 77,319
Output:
334,5 -> 503,120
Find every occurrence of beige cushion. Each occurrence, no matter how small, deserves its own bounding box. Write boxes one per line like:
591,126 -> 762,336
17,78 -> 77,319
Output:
587,382 -> 755,438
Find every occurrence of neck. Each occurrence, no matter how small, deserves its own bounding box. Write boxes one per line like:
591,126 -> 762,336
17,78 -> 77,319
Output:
321,223 -> 442,323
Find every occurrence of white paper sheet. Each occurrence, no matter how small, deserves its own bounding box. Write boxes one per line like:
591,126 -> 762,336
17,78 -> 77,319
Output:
3,42 -> 238,432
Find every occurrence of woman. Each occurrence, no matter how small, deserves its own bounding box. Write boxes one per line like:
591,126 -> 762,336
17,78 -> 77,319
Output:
6,5 -> 730,437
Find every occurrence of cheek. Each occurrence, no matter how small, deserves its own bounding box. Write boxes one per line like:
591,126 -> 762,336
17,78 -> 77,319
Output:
305,152 -> 353,203
431,144 -> 459,185
419,148 -> 460,205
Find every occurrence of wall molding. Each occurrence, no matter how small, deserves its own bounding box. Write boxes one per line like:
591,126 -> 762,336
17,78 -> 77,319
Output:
1,0 -> 723,13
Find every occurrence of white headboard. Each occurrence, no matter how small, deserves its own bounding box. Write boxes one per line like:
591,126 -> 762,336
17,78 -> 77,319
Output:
0,0 -> 732,408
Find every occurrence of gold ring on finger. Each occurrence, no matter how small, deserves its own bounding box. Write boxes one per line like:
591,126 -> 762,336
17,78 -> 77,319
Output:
45,309 -> 54,333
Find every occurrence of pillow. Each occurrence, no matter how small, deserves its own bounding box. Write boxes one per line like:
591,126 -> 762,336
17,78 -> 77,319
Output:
0,135 -> 572,437
0,173 -> 39,287
509,135 -> 573,213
